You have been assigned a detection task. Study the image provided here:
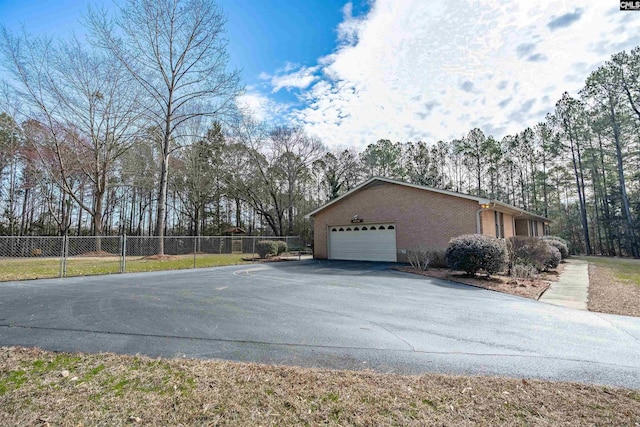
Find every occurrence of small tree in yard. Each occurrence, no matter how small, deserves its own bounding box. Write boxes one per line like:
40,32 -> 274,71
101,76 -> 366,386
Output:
445,234 -> 507,276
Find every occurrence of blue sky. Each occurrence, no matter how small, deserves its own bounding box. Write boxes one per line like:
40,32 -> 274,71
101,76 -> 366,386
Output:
1,1 -> 640,149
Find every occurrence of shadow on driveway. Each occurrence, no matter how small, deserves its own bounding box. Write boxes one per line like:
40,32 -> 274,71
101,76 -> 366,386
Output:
261,259 -> 484,292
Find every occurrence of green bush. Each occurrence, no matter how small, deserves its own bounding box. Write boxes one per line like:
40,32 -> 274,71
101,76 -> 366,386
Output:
274,240 -> 287,255
256,240 -> 278,259
445,234 -> 507,276
542,236 -> 569,259
507,237 -> 561,272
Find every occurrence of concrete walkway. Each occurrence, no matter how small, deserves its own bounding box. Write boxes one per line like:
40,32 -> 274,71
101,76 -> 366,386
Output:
539,259 -> 589,310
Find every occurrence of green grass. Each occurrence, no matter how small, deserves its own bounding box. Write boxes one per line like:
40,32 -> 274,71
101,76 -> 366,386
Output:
576,256 -> 640,286
0,254 -> 251,281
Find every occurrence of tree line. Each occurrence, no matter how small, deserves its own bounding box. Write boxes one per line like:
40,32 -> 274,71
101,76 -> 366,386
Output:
0,0 -> 638,257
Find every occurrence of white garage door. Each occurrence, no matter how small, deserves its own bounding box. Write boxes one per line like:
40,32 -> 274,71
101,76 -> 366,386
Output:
328,223 -> 397,262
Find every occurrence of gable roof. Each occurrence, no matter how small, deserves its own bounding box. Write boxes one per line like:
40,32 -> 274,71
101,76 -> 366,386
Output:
304,176 -> 550,223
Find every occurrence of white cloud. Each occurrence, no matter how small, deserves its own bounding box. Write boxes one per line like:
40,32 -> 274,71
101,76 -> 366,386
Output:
270,65 -> 320,92
337,2 -> 364,45
236,89 -> 289,122
287,0 -> 640,149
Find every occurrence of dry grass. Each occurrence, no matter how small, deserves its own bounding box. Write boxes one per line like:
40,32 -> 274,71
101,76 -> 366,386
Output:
1,347 -> 639,426
587,262 -> 640,318
397,266 -> 555,300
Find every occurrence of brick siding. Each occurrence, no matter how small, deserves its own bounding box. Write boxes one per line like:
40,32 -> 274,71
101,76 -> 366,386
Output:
311,181 -> 480,262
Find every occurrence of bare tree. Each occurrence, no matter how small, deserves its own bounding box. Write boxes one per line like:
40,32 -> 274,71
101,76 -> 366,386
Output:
88,0 -> 242,254
228,115 -> 286,236
0,31 -> 145,247
269,126 -> 323,235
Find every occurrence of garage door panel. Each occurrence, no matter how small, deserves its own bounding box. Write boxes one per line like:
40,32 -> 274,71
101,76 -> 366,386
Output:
329,225 -> 397,262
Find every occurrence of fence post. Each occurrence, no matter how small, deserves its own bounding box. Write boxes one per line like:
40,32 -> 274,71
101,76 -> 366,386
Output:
62,234 -> 69,277
121,234 -> 127,273
252,236 -> 256,262
59,235 -> 65,278
193,236 -> 197,268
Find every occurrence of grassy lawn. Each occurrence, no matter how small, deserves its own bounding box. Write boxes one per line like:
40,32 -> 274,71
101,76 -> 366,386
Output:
1,347 -> 638,426
0,254 -> 250,281
576,256 -> 640,286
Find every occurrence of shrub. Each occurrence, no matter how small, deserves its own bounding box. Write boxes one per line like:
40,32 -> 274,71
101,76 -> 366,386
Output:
542,236 -> 569,259
407,248 -> 447,270
256,240 -> 278,259
274,240 -> 287,255
407,246 -> 431,270
445,234 -> 507,276
507,237 -> 561,272
427,250 -> 447,268
512,263 -> 539,279
544,246 -> 562,270
542,235 -> 569,246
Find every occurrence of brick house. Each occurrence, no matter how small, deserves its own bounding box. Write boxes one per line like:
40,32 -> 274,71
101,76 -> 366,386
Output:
304,177 -> 550,262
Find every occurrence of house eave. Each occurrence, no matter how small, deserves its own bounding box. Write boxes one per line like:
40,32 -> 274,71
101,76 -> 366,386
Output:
303,177 -> 551,224
490,201 -> 552,223
304,177 -> 489,219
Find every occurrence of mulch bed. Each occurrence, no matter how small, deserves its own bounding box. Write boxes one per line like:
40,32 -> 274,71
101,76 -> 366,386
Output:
397,266 -> 552,300
588,264 -> 640,317
1,346 -> 639,426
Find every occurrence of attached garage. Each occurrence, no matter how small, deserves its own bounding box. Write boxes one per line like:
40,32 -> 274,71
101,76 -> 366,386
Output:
328,223 -> 397,262
305,177 -> 551,263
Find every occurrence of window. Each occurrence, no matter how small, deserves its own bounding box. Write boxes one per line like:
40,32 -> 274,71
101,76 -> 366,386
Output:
331,228 -> 337,232
354,227 -> 360,231
529,220 -> 539,237
370,226 -> 377,230
339,228 -> 344,231
346,227 -> 352,231
388,225 -> 395,230
495,211 -> 504,238
362,226 -> 368,230
379,225 -> 386,230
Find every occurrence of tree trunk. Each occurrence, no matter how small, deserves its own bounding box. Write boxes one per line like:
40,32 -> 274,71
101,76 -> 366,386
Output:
597,133 -> 616,256
564,116 -> 592,254
155,149 -> 170,254
235,198 -> 242,228
608,94 -> 639,257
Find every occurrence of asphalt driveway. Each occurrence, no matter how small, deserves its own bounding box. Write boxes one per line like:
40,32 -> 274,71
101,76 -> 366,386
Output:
1,260 -> 640,388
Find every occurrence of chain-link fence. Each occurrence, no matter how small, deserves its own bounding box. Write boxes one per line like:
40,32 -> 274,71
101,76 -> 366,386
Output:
0,235 -> 303,280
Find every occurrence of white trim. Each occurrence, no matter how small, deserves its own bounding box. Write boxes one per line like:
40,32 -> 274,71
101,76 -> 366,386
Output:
304,177 -> 489,219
